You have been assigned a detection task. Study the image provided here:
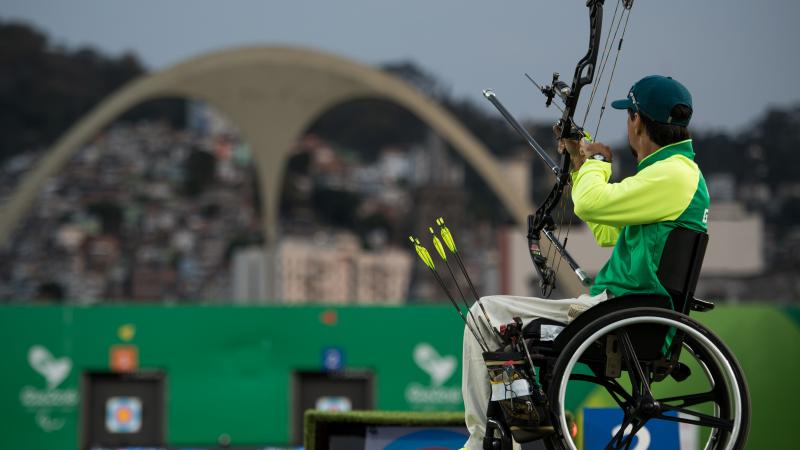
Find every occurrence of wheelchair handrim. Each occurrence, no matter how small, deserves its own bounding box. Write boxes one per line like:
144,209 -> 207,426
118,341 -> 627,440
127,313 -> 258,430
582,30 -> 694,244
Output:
683,341 -> 724,450
555,315 -> 743,450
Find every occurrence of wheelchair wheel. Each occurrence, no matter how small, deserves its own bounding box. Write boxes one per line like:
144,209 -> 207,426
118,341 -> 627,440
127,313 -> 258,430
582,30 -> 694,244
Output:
545,307 -> 750,450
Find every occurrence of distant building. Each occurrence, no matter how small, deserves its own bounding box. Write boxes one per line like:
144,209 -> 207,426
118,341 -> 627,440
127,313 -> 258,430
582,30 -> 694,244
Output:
231,246 -> 268,303
231,232 -> 412,304
278,234 -> 358,304
353,249 -> 412,304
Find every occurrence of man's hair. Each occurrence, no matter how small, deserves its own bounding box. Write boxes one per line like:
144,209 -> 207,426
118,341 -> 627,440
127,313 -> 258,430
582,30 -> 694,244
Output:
629,104 -> 692,147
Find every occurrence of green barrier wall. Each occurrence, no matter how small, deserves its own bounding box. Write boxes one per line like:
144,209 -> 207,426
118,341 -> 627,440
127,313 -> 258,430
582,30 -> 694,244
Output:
0,304 -> 797,449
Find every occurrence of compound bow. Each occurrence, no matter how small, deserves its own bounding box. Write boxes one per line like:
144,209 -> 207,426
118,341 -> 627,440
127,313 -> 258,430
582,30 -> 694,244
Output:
484,0 -> 634,297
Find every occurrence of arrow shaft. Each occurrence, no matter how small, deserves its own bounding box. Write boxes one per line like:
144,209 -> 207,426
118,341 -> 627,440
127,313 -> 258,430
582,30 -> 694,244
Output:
429,268 -> 489,352
443,258 -> 489,349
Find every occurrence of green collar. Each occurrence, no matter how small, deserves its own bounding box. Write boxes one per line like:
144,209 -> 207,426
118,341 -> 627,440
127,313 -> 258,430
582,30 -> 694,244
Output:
637,139 -> 694,171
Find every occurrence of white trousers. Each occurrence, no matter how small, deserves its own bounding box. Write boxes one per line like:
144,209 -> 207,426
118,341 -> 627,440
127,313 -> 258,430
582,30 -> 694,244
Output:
461,292 -> 608,450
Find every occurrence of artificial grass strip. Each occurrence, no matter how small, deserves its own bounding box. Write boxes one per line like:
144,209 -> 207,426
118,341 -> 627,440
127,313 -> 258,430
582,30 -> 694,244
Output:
304,410 -> 465,450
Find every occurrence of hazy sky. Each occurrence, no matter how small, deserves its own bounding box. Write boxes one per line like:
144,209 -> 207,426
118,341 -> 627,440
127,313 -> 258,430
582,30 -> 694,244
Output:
4,0 -> 800,143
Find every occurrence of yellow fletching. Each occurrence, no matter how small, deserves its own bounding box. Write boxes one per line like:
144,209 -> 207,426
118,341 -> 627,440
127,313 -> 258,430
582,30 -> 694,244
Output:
441,226 -> 457,253
432,235 -> 447,261
435,217 -> 457,253
410,236 -> 435,270
418,246 -> 435,270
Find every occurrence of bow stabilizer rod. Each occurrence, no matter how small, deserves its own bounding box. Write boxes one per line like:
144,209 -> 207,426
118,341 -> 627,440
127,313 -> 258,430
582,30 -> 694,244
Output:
483,90 -> 560,176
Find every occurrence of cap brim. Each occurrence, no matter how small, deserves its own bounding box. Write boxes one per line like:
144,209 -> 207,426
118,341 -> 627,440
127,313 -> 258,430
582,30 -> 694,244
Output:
611,99 -> 633,110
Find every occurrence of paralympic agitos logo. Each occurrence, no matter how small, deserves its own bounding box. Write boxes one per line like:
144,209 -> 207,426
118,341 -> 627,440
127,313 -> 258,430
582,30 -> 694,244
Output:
404,343 -> 461,406
19,345 -> 79,432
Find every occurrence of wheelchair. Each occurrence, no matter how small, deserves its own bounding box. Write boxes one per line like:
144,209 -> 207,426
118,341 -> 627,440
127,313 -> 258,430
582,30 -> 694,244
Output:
482,228 -> 751,450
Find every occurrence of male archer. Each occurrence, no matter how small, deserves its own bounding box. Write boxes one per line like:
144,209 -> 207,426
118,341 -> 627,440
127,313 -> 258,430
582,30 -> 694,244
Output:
461,75 -> 710,449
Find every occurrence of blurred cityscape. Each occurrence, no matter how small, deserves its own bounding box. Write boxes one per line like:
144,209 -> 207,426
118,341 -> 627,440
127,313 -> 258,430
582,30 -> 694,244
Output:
0,108 -> 510,305
1,21 -> 799,305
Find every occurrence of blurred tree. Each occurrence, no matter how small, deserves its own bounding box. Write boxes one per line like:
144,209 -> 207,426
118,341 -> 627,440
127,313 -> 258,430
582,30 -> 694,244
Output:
383,60 -> 525,157
746,106 -> 800,190
442,97 -> 525,157
693,106 -> 799,184
382,61 -> 451,100
0,21 -> 185,162
307,61 -> 526,162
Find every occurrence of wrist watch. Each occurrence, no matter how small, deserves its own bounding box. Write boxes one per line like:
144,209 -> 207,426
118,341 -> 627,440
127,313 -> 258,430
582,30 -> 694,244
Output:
590,153 -> 609,162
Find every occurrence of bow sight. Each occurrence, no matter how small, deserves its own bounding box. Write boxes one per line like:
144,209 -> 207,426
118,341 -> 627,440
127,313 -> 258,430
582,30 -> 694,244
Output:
540,72 -> 570,109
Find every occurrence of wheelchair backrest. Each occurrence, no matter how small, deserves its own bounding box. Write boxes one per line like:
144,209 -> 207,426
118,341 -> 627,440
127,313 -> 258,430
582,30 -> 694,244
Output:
656,227 -> 709,314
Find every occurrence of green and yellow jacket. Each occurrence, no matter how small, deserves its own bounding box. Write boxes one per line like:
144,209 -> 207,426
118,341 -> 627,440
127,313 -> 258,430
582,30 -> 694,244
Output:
571,139 -> 709,299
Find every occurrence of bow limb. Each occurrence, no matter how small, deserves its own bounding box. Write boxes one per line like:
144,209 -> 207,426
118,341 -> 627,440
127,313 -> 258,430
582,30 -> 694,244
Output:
560,0 -> 605,140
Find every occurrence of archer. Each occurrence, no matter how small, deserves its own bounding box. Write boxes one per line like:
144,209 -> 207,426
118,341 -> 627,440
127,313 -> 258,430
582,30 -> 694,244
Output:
460,75 -> 709,449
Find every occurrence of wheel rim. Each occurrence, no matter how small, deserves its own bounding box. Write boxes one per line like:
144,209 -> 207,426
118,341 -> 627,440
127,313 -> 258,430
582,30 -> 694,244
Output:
555,315 -> 743,450
683,341 -> 726,450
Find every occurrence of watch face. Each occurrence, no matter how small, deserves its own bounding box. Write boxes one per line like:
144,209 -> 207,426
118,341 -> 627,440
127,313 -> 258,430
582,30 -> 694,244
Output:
592,154 -> 606,161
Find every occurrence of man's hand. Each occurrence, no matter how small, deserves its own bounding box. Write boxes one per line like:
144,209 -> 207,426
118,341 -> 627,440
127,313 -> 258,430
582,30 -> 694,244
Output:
554,125 -> 613,171
554,125 -> 585,170
580,141 -> 613,163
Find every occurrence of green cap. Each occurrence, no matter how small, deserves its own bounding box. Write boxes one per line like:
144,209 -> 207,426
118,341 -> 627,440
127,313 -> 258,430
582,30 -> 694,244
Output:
611,75 -> 693,126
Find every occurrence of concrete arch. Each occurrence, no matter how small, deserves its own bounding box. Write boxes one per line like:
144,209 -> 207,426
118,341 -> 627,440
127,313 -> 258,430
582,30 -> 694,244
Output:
0,45 -> 584,296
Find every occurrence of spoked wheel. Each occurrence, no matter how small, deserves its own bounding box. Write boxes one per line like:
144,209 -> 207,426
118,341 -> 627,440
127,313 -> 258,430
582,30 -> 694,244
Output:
545,307 -> 750,450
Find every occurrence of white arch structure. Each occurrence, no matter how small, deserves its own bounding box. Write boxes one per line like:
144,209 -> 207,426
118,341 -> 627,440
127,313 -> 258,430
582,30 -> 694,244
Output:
0,46 -> 584,296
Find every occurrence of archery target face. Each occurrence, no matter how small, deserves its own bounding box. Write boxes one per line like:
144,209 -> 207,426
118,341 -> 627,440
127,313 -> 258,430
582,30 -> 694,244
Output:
105,396 -> 142,433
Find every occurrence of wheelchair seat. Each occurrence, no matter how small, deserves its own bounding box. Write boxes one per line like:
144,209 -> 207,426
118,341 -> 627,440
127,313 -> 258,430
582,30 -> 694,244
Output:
523,226 -> 711,351
522,294 -> 670,352
484,227 -> 751,450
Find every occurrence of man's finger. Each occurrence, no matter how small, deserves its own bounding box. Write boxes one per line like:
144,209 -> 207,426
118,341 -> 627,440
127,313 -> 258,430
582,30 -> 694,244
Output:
579,140 -> 591,156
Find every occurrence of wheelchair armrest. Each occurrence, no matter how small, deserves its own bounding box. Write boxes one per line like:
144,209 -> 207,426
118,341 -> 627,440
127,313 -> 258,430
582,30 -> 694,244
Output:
689,297 -> 715,312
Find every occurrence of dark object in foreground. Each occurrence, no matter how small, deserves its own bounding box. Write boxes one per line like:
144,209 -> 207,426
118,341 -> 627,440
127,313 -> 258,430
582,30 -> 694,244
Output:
304,410 -> 466,450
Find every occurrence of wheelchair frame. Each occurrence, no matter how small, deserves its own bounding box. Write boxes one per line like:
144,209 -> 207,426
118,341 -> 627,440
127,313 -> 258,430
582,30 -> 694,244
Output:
482,228 -> 751,450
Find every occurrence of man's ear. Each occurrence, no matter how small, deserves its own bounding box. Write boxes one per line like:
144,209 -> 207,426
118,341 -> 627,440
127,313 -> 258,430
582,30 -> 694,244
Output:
632,113 -> 644,136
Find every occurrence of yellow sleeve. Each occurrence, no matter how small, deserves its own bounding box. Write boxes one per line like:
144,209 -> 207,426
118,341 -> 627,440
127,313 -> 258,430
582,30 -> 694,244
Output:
570,163 -> 621,247
571,157 -> 700,226
586,222 -> 621,247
